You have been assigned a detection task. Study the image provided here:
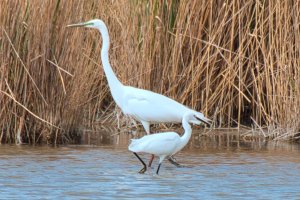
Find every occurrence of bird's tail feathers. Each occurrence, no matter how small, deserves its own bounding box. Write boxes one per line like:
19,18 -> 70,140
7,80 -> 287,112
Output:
128,139 -> 142,152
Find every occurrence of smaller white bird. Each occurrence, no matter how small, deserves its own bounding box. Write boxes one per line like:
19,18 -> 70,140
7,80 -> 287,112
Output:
128,112 -> 196,175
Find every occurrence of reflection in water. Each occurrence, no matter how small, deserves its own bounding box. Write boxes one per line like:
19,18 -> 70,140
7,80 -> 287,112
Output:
0,129 -> 299,199
82,128 -> 300,152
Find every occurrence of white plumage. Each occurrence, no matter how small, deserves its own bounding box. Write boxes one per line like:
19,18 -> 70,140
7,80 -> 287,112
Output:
67,19 -> 211,135
68,19 -> 211,170
128,112 -> 195,174
129,132 -> 180,155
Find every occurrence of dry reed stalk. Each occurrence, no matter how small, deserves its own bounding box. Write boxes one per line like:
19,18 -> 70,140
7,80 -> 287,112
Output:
0,0 -> 299,144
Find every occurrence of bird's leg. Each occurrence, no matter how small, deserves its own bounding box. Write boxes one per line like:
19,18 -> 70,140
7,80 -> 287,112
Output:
143,122 -> 154,168
168,155 -> 181,167
148,154 -> 154,167
141,121 -> 150,135
133,152 -> 147,174
156,163 -> 162,175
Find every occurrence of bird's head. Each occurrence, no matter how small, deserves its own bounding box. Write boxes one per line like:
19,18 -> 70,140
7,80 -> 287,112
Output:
67,19 -> 107,31
183,112 -> 211,126
183,113 -> 198,123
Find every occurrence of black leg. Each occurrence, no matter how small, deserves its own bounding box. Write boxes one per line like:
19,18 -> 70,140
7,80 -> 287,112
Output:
168,155 -> 181,167
156,163 -> 162,175
134,152 -> 147,174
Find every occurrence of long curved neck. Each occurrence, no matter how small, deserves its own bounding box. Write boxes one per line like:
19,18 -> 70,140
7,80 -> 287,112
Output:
96,24 -> 123,107
179,119 -> 192,149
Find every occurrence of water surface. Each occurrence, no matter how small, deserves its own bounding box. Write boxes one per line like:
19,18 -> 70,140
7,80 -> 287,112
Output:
0,131 -> 299,199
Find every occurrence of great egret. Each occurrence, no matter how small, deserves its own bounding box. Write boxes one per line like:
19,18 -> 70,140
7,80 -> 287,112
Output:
129,112 -> 195,175
67,19 -> 211,164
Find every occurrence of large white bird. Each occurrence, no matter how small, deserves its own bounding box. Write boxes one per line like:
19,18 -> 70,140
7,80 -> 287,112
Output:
129,112 -> 195,174
67,19 -> 210,164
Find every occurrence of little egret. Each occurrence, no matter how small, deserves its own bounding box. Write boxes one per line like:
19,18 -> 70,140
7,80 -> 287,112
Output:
67,19 -> 211,165
129,112 -> 195,175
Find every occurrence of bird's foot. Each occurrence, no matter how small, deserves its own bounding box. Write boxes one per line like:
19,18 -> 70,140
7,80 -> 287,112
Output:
168,156 -> 182,167
138,167 -> 147,174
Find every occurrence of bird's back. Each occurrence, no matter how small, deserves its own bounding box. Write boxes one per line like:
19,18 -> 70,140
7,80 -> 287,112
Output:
123,86 -> 189,123
129,132 -> 180,155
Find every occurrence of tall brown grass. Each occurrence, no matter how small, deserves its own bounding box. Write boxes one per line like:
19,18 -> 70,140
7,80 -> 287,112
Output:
1,0 -> 299,144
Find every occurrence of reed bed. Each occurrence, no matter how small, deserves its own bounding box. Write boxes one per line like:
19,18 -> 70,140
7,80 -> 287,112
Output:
0,0 -> 299,144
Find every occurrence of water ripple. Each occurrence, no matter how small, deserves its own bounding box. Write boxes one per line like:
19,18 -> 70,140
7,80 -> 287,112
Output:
0,140 -> 299,199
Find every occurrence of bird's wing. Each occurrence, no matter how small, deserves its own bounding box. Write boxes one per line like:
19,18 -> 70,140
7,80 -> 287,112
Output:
123,86 -> 187,123
122,86 -> 211,126
128,132 -> 180,155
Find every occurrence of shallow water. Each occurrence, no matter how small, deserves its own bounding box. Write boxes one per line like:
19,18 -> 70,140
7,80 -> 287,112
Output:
0,131 -> 300,199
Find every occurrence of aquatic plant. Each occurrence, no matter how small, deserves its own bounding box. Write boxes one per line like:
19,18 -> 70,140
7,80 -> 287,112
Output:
0,0 -> 299,144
